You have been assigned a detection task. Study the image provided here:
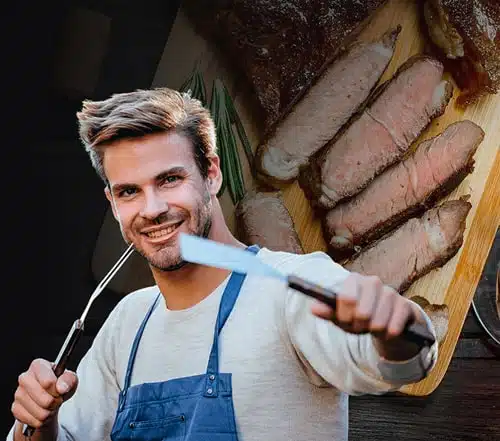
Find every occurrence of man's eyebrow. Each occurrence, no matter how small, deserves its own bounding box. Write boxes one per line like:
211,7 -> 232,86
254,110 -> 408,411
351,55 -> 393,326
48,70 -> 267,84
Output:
110,182 -> 137,194
157,166 -> 188,178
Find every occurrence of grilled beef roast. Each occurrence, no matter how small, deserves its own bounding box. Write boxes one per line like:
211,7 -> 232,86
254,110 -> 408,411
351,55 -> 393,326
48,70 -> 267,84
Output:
423,303 -> 449,343
182,0 -> 389,132
235,190 -> 303,253
410,296 -> 449,343
254,27 -> 400,185
324,120 -> 484,260
300,55 -> 454,210
423,0 -> 500,106
344,199 -> 472,293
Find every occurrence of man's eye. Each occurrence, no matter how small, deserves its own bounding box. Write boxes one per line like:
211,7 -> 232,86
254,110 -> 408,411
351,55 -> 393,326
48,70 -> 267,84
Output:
163,176 -> 180,184
118,188 -> 137,197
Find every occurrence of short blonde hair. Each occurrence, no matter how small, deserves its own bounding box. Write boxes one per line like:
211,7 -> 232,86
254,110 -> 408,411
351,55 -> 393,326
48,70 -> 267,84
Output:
77,87 -> 217,183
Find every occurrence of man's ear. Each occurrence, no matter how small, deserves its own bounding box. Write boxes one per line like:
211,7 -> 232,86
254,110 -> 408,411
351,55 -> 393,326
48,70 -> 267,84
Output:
104,186 -> 119,221
206,155 -> 223,195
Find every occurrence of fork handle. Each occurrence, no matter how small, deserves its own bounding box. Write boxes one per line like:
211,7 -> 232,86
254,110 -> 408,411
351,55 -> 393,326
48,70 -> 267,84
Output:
23,320 -> 84,437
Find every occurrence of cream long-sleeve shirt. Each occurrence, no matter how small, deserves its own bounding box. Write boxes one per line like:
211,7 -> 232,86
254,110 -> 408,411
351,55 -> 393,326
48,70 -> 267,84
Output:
7,248 -> 437,441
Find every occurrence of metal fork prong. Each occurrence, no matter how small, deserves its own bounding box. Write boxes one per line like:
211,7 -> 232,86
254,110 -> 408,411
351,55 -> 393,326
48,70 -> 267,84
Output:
79,244 -> 135,323
97,244 -> 135,290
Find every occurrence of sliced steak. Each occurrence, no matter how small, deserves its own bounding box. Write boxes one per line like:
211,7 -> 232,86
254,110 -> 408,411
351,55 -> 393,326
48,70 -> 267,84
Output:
344,199 -> 472,293
300,55 -> 454,210
410,296 -> 449,343
324,120 -> 484,260
235,190 -> 303,254
255,27 -> 400,185
182,0 -> 389,132
423,0 -> 500,106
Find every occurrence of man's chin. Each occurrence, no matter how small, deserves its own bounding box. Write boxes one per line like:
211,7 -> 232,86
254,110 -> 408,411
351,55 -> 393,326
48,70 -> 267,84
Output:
133,244 -> 187,272
145,253 -> 188,272
151,249 -> 188,272
158,259 -> 188,272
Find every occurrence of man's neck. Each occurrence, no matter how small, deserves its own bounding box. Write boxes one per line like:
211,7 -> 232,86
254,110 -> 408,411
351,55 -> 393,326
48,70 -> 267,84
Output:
151,230 -> 245,311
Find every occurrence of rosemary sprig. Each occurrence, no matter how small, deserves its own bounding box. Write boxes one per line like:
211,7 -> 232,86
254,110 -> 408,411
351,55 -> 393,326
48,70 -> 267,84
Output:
179,62 -> 207,106
178,64 -> 251,205
221,81 -> 254,176
211,79 -> 245,204
209,80 -> 226,198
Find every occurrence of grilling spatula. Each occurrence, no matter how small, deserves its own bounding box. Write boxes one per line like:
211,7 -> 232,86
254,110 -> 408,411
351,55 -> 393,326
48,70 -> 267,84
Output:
179,233 -> 435,348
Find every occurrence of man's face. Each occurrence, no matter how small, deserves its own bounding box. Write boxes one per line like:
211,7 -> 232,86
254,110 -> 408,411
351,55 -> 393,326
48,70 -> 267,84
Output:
103,132 -> 219,271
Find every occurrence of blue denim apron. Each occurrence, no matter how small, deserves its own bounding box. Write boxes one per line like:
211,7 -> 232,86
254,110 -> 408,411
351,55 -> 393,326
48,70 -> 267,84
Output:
110,245 -> 259,441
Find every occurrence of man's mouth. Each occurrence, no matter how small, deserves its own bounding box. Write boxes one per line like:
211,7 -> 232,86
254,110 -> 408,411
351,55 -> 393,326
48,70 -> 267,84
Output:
142,221 -> 184,241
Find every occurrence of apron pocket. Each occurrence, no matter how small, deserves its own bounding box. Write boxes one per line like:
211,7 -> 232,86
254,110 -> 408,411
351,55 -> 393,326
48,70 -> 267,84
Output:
127,414 -> 186,440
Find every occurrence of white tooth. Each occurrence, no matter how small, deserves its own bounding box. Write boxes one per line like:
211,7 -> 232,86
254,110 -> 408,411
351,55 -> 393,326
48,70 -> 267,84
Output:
148,224 -> 179,238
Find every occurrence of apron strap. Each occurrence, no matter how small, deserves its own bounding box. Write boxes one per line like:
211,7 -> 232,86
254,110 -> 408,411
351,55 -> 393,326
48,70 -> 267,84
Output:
121,292 -> 162,396
204,245 -> 260,397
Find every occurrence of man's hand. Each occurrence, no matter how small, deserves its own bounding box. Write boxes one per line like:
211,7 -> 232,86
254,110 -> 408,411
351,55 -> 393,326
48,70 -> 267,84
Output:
11,358 -> 78,440
311,272 -> 429,361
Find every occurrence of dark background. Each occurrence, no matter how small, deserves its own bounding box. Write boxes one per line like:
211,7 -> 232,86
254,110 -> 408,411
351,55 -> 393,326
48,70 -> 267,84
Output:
1,1 -> 499,439
1,0 -> 181,432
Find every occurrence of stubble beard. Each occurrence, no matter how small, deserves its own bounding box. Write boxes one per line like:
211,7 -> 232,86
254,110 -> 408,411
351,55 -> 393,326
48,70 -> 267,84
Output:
126,190 -> 213,272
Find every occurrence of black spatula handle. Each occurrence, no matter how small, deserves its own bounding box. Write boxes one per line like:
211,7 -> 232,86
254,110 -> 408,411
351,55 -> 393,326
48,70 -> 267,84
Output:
287,275 -> 435,348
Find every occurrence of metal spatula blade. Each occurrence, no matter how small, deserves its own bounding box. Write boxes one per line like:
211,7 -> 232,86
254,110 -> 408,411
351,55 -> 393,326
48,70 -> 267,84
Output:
179,233 -> 285,280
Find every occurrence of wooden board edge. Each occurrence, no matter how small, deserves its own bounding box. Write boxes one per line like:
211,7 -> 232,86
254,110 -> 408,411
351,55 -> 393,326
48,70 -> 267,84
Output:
400,148 -> 500,396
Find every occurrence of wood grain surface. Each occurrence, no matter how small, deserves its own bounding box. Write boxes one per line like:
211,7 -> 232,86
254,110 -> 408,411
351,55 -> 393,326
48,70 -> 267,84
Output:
153,0 -> 500,396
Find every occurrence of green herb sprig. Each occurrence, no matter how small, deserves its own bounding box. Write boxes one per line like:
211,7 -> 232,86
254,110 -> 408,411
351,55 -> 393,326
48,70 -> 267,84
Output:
179,62 -> 207,106
179,64 -> 252,205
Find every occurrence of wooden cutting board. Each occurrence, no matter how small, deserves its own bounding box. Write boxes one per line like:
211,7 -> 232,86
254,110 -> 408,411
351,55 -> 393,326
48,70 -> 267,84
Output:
153,0 -> 500,396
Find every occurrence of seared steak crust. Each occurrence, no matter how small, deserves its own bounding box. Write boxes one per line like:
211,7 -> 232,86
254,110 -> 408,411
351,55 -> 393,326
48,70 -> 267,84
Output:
182,0 -> 389,132
423,0 -> 500,106
344,199 -> 472,293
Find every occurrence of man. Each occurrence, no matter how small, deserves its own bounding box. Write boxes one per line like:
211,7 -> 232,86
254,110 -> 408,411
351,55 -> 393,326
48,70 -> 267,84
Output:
8,87 -> 437,441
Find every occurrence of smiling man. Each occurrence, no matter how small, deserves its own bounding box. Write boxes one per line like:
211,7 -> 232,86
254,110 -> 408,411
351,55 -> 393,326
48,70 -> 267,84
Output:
8,88 -> 438,441
105,133 -> 214,274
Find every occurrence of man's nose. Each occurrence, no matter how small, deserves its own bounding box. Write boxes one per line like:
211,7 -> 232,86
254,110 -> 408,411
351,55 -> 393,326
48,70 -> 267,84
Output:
140,190 -> 168,220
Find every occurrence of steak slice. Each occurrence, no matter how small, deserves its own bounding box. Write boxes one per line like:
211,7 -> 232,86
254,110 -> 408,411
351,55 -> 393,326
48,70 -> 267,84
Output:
182,0 -> 389,132
410,296 -> 449,343
344,199 -> 472,293
324,120 -> 484,260
235,190 -> 303,254
300,55 -> 454,210
423,0 -> 500,106
255,27 -> 400,185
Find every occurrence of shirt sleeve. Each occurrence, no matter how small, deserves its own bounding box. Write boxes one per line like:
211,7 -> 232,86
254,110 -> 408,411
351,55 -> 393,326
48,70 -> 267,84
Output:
6,297 -> 129,441
282,251 -> 439,396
